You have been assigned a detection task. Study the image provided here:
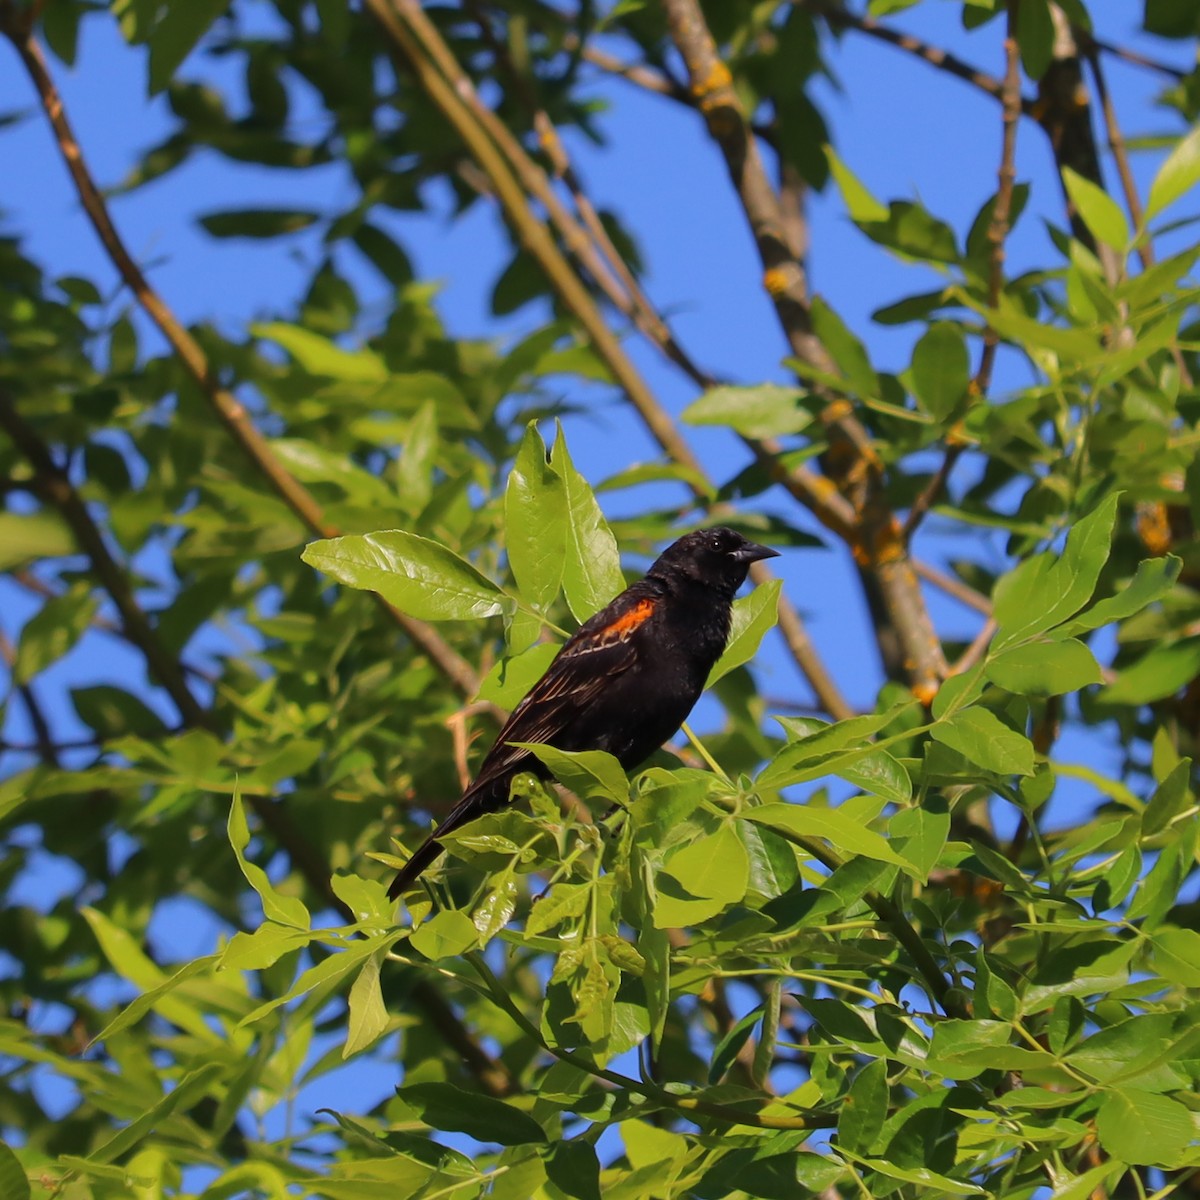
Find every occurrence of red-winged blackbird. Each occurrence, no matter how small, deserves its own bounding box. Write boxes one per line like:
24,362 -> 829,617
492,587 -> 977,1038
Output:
387,527 -> 779,899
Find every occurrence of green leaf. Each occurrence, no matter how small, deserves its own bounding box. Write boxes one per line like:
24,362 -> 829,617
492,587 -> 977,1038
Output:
344,951 -> 388,1057
826,145 -> 889,223
395,401 -> 437,514
1101,639 -> 1200,705
976,950 -> 1019,1021
1047,1164 -> 1126,1200
394,1082 -> 546,1145
526,883 -> 591,938
846,1155 -> 984,1195
552,425 -> 624,621
254,322 -> 387,381
1151,927 -> 1200,987
930,707 -> 1035,776
986,637 -> 1102,695
654,822 -> 749,927
302,530 -> 510,621
71,684 -> 167,738
82,907 -> 222,1043
218,922 -> 310,971
87,1064 -> 225,1164
228,789 -> 311,930
1146,123 -> 1200,222
409,909 -> 480,959
545,1143 -> 601,1200
1126,825 -> 1194,930
513,744 -> 629,806
477,643 -> 560,709
1061,167 -> 1130,250
993,493 -> 1120,648
198,208 -> 319,238
811,297 -> 879,398
889,799 -> 949,881
1095,1088 -> 1194,1166
147,0 -> 229,93
860,201 -> 959,264
839,750 -> 912,805
1016,0 -> 1054,78
0,1140 -> 28,1200
838,1058 -> 888,1154
1062,555 -> 1181,634
473,875 -> 519,942
13,584 -> 98,684
1144,759 -> 1191,836
90,954 -> 219,1045
709,579 -> 781,685
239,932 -> 396,1027
682,384 -> 813,439
0,511 -> 75,570
269,438 -> 393,504
352,222 -> 412,284
708,1005 -> 763,1084
744,803 -> 916,871
911,322 -> 970,420
505,423 -> 567,609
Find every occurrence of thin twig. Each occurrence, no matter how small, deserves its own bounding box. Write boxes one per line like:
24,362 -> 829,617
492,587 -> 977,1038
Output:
948,617 -> 998,677
905,6 -> 1022,543
913,560 -> 993,617
0,625 -> 59,766
1085,47 -> 1151,269
572,38 -> 688,99
902,442 -> 965,542
1084,33 -> 1187,81
0,392 -> 209,728
806,0 -> 1038,117
468,0 -> 719,393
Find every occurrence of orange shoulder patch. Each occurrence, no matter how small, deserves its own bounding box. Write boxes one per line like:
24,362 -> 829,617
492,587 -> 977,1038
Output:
603,597 -> 656,638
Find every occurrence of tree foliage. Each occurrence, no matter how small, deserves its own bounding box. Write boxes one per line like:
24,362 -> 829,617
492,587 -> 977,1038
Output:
2,0 -> 1200,1197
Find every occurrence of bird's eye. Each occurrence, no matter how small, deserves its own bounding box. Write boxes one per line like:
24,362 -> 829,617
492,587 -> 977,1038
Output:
709,535 -> 724,552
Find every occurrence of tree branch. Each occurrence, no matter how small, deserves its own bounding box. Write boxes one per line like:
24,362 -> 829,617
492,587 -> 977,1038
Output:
660,0 -> 946,701
367,0 -> 854,719
806,0 -> 1038,117
0,625 -> 59,766
0,22 -> 482,702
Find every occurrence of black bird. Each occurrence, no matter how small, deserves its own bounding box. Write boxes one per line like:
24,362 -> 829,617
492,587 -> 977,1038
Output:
387,526 -> 779,899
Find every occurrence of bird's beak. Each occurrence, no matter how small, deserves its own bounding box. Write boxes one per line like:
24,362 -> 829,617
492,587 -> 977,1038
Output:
733,541 -> 780,564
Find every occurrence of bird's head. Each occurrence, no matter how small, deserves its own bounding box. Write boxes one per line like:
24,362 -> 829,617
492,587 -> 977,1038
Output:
650,526 -> 780,596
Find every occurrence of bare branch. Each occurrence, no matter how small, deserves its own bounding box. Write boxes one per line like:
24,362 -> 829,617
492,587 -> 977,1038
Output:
0,624 -> 59,766
948,617 -> 998,677
806,0 -> 1037,116
1084,32 -> 1187,81
1085,46 -> 1151,269
913,560 -> 993,617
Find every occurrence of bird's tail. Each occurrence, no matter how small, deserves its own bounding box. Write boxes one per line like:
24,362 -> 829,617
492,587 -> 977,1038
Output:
386,778 -> 506,900
386,830 -> 446,900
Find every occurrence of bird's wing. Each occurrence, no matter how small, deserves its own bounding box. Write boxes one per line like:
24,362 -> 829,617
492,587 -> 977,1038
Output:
387,585 -> 661,897
466,584 -> 662,794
